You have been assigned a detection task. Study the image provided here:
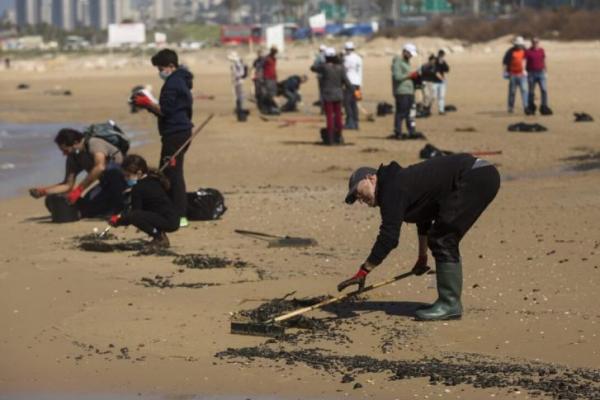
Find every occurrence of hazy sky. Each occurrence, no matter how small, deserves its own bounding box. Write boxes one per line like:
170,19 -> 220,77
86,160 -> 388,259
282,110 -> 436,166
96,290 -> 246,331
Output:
0,0 -> 13,16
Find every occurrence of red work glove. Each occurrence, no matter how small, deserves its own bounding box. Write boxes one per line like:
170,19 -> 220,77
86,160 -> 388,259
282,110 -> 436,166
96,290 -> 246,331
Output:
29,187 -> 47,198
133,93 -> 154,108
337,264 -> 370,292
409,71 -> 420,80
66,185 -> 84,204
412,255 -> 429,276
108,214 -> 121,227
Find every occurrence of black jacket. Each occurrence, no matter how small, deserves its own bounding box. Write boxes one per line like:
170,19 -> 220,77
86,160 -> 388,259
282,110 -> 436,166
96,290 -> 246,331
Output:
158,68 -> 194,136
120,176 -> 178,224
310,62 -> 352,102
367,154 -> 476,266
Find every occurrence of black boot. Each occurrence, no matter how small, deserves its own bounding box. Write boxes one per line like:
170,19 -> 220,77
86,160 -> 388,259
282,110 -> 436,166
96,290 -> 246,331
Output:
415,261 -> 462,321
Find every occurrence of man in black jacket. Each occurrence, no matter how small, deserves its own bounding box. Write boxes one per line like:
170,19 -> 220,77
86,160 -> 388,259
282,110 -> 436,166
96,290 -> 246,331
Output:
132,49 -> 194,227
339,154 -> 500,321
278,74 -> 308,112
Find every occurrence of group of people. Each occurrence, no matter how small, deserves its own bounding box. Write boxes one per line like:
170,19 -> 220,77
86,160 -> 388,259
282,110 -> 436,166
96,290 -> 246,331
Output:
30,49 -> 194,248
503,36 -> 552,115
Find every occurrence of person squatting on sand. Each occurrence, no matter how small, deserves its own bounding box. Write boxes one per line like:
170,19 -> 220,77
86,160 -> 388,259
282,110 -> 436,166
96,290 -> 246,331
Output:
338,153 -> 500,321
108,155 -> 179,249
278,74 -> 308,112
392,43 -> 419,139
29,127 -> 127,218
131,48 -> 193,228
310,47 -> 353,145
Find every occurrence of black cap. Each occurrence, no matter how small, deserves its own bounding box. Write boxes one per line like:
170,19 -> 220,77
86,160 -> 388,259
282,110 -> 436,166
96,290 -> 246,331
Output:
345,166 -> 377,204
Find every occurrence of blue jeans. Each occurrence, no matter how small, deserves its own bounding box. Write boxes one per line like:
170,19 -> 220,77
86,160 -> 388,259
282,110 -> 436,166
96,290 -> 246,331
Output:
433,82 -> 446,113
527,71 -> 548,108
508,75 -> 528,112
343,85 -> 359,129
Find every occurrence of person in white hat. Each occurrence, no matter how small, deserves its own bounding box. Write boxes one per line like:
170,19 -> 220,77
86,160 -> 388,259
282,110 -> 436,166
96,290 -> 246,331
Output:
391,43 -> 419,139
502,36 -> 529,114
311,44 -> 328,113
342,41 -> 363,130
228,51 -> 249,121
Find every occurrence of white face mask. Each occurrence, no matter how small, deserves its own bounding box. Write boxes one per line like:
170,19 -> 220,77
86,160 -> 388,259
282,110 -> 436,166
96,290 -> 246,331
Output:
159,70 -> 171,80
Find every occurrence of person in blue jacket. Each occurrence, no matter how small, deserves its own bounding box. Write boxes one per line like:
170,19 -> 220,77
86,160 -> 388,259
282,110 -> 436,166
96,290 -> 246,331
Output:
132,49 -> 194,228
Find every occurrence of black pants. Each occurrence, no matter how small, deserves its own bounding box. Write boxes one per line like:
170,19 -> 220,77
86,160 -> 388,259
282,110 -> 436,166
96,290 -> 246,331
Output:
428,165 -> 501,263
344,85 -> 359,129
77,168 -> 127,218
394,94 -> 415,136
282,88 -> 301,111
161,131 -> 191,218
122,210 -> 179,237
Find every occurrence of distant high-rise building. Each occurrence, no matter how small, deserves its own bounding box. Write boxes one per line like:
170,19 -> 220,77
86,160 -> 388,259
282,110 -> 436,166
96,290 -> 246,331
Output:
154,0 -> 175,20
16,0 -> 42,26
52,0 -> 77,30
89,0 -> 109,28
40,0 -> 53,24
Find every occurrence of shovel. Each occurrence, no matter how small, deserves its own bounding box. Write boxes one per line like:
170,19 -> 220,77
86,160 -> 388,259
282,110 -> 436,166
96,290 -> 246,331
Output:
234,229 -> 317,248
230,264 -> 430,338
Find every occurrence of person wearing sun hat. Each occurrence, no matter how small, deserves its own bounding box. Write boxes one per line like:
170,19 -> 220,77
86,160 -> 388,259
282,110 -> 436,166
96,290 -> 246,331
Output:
391,43 -> 418,139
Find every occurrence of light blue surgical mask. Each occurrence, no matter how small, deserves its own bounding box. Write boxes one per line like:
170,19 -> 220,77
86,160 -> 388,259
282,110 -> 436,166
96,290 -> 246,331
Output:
127,178 -> 138,187
159,70 -> 171,80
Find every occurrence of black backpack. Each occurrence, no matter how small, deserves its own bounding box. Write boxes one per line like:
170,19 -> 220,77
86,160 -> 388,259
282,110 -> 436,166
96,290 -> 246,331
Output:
186,188 -> 227,221
45,194 -> 80,223
84,121 -> 130,157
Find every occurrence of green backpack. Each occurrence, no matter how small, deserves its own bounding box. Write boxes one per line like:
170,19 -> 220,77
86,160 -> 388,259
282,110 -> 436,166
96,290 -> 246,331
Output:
84,120 -> 130,158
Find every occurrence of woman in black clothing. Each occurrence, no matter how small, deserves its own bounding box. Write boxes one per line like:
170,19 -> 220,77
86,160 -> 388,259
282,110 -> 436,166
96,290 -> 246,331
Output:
109,155 -> 179,248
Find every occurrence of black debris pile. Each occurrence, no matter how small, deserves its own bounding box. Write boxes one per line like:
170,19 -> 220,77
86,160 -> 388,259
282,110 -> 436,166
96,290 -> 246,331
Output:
419,143 -> 454,160
376,102 -> 394,116
445,105 -> 458,112
140,274 -> 221,289
78,239 -> 146,253
508,122 -> 548,132
173,254 -> 251,269
455,126 -> 477,132
135,247 -> 178,257
17,83 -> 30,90
387,132 -> 427,141
415,103 -> 431,118
216,347 -> 600,399
574,112 -> 593,122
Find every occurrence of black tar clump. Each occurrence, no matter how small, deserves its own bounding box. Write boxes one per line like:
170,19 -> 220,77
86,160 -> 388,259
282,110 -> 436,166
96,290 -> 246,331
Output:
140,274 -> 221,289
237,295 -> 330,330
173,254 -> 250,269
216,347 -> 600,399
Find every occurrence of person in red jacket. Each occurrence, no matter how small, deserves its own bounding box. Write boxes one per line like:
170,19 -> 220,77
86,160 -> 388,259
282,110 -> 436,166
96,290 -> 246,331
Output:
525,37 -> 552,115
261,46 -> 280,115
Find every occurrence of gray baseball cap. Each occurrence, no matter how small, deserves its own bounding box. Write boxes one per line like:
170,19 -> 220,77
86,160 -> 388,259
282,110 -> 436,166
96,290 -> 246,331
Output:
345,166 -> 377,204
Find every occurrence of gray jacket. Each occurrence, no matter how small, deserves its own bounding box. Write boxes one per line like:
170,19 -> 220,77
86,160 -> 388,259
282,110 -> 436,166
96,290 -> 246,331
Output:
310,62 -> 352,102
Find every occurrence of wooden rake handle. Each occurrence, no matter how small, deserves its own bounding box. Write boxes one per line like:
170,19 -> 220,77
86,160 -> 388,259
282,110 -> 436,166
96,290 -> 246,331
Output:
159,113 -> 214,173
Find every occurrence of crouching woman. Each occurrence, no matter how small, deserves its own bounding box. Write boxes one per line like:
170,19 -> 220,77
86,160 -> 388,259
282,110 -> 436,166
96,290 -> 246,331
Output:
109,154 -> 179,248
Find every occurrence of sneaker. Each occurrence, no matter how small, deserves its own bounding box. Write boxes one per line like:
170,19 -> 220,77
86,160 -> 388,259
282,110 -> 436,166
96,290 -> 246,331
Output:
149,232 -> 170,249
179,217 -> 189,228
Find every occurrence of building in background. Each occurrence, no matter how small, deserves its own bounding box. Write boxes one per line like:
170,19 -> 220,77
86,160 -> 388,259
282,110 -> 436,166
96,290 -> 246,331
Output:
16,0 -> 43,27
154,0 -> 175,20
52,0 -> 78,30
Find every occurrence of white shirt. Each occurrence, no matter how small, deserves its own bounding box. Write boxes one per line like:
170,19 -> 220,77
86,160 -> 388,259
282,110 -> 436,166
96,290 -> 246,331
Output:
344,52 -> 363,86
230,60 -> 245,85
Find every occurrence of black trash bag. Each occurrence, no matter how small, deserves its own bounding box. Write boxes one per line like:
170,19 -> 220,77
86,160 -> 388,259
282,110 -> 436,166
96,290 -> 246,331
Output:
376,102 -> 394,116
186,188 -> 227,221
45,194 -> 80,223
444,105 -> 458,112
540,105 -> 553,115
574,112 -> 593,122
419,143 -> 454,160
508,122 -> 548,132
415,102 -> 431,118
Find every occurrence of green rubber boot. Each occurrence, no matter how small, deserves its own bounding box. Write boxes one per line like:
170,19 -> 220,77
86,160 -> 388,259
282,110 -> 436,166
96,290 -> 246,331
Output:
415,261 -> 463,321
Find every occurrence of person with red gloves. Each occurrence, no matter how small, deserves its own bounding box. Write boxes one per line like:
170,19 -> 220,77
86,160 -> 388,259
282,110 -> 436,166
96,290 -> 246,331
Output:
108,154 -> 179,248
135,48 -> 194,228
339,154 -> 500,321
29,128 -> 127,219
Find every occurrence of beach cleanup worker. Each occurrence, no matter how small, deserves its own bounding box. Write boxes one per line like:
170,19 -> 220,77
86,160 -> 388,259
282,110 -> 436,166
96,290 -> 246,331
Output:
109,155 -> 179,249
228,51 -> 249,120
261,46 -> 280,115
392,43 -> 418,139
29,128 -> 127,218
342,41 -> 363,130
434,50 -> 450,115
251,48 -> 266,112
279,74 -> 308,112
525,37 -> 552,115
312,44 -> 327,113
338,154 -> 500,321
310,47 -> 353,145
419,54 -> 438,115
132,48 -> 193,228
503,36 -> 528,114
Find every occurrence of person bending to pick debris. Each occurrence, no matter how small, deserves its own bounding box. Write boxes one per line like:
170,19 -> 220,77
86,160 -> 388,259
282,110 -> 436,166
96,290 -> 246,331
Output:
310,47 -> 353,145
392,43 -> 418,139
132,48 -> 193,228
108,155 -> 179,249
29,126 -> 127,218
278,74 -> 308,112
338,153 -> 500,321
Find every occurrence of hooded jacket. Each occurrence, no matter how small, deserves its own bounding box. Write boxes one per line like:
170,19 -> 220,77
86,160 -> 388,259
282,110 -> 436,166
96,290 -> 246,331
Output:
367,154 -> 476,266
158,67 -> 194,136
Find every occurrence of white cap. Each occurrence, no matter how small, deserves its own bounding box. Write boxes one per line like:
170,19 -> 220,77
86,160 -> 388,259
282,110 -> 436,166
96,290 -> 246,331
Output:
403,43 -> 417,57
344,41 -> 355,50
319,44 -> 327,52
324,47 -> 336,57
513,36 -> 525,46
227,51 -> 239,61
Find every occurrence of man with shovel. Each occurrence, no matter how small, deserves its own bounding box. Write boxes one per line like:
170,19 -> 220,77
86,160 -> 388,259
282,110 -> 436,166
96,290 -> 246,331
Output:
339,154 -> 500,321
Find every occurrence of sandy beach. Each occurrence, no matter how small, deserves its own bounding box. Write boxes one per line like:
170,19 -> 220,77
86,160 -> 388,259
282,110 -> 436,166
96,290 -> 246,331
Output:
0,37 -> 599,399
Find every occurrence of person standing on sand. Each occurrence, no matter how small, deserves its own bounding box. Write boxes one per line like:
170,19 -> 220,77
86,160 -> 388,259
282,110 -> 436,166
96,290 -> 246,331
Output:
310,47 -> 353,145
251,48 -> 266,112
391,43 -> 418,139
131,49 -> 193,228
228,51 -> 249,120
434,50 -> 450,115
261,46 -> 280,115
503,36 -> 528,114
338,154 -> 500,321
525,37 -> 552,115
29,127 -> 127,218
342,41 -> 363,130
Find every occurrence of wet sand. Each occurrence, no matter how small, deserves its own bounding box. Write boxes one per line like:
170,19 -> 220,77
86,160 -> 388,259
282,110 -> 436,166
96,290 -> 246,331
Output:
0,37 -> 599,399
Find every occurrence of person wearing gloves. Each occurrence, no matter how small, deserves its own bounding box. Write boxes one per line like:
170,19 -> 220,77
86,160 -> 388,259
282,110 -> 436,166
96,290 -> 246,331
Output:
109,154 -> 179,249
342,41 -> 363,130
228,51 -> 249,121
312,44 -> 327,113
391,43 -> 418,139
279,74 -> 308,112
310,47 -> 353,145
29,128 -> 127,218
338,153 -> 500,321
131,48 -> 193,228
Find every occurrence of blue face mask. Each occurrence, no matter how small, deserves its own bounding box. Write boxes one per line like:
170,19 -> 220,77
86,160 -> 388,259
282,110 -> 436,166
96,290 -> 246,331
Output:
159,70 -> 171,80
127,178 -> 138,187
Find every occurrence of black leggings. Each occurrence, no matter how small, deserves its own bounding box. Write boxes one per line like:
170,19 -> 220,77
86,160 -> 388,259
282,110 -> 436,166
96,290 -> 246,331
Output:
122,210 -> 179,237
428,165 -> 501,263
161,131 -> 191,218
